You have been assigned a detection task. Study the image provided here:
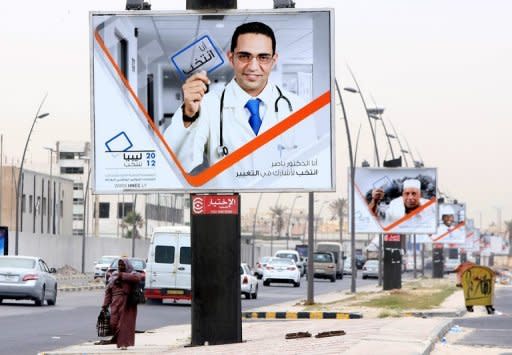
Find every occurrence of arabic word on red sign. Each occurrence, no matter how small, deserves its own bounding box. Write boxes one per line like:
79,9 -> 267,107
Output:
192,195 -> 239,215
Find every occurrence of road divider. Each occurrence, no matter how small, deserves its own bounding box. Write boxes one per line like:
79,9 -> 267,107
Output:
242,311 -> 363,320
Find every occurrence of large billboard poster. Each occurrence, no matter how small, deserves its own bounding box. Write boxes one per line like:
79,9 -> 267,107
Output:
351,168 -> 437,234
430,203 -> 466,245
90,10 -> 334,192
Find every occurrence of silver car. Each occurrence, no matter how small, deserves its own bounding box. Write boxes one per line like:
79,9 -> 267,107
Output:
0,256 -> 58,306
362,259 -> 379,279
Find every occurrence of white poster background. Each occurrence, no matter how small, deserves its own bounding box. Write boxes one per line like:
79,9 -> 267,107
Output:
430,203 -> 466,245
350,168 -> 437,234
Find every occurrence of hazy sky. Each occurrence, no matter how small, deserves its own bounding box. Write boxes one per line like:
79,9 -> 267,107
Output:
1,0 -> 511,231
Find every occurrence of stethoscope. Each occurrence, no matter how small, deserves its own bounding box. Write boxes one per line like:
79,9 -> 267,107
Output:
216,85 -> 293,157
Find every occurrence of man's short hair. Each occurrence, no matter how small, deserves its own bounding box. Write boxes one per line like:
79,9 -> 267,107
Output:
230,22 -> 276,54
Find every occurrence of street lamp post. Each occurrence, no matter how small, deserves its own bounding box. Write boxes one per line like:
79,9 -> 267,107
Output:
15,94 -> 50,255
335,79 -> 357,292
368,111 -> 397,160
344,68 -> 380,167
81,158 -> 91,274
286,195 -> 302,249
251,193 -> 263,267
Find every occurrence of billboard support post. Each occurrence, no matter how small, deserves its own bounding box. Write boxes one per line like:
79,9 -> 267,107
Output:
306,192 -> 314,305
383,234 -> 401,290
190,194 -> 241,345
433,244 -> 444,278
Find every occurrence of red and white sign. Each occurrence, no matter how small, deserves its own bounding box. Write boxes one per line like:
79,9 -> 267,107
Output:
192,195 -> 239,215
384,234 -> 401,242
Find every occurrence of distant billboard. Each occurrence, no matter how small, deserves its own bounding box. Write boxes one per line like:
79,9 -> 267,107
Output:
351,168 -> 437,234
430,203 -> 466,244
90,10 -> 334,192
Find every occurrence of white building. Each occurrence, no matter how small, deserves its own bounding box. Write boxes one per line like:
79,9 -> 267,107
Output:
55,141 -> 188,239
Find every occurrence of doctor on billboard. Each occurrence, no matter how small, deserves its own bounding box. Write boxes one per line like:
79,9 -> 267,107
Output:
352,168 -> 437,234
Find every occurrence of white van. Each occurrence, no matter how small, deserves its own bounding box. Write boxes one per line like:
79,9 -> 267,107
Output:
316,242 -> 345,279
145,226 -> 191,303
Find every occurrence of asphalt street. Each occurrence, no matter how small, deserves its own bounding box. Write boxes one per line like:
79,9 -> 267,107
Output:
0,273 -> 377,355
451,286 -> 512,349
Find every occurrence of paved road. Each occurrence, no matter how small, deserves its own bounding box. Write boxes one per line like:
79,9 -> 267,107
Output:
0,273 -> 377,355
452,286 -> 512,349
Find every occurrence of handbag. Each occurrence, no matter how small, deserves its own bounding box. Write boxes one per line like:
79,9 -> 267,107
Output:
96,309 -> 112,337
128,285 -> 146,306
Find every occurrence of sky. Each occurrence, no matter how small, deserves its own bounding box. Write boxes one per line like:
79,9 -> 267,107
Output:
1,0 -> 511,232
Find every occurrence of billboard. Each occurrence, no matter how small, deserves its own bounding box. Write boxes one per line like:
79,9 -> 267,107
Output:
0,226 -> 8,255
429,203 -> 466,244
351,168 -> 437,234
90,10 -> 334,192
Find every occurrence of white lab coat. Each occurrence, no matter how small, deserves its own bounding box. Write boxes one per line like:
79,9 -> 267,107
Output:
384,196 -> 430,225
164,79 -> 315,187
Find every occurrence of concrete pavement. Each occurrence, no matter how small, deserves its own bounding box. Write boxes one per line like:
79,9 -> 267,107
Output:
40,281 -> 465,355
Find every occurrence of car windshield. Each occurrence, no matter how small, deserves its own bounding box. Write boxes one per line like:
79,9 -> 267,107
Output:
0,257 -> 35,269
276,253 -> 298,262
313,253 -> 333,262
260,256 -> 272,263
365,260 -> 378,267
110,258 -> 145,270
98,256 -> 117,264
269,258 -> 294,266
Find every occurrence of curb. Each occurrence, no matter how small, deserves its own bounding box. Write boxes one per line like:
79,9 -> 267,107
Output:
402,309 -> 466,318
58,285 -> 105,292
242,311 -> 363,320
420,318 -> 455,355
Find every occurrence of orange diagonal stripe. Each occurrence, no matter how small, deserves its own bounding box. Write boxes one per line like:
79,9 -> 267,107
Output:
95,30 -> 330,187
432,221 -> 466,242
383,198 -> 437,231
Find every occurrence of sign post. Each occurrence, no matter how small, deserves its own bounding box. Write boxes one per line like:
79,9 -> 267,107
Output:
190,194 -> 241,345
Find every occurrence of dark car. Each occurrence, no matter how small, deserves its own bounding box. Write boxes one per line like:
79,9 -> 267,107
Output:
355,255 -> 366,269
105,257 -> 146,289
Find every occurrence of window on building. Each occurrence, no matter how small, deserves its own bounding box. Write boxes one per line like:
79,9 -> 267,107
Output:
99,202 -> 110,218
73,213 -> 83,221
175,195 -> 183,209
42,197 -> 47,216
59,152 -> 75,160
60,167 -> 84,174
36,197 -> 41,215
29,195 -> 33,213
73,183 -> 84,190
22,194 -> 26,213
60,200 -> 63,218
73,229 -> 83,236
117,202 -> 133,218
73,198 -> 84,205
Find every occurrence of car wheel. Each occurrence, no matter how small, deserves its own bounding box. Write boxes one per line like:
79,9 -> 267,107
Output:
0,298 -> 3,304
47,285 -> 57,306
330,275 -> 336,283
251,285 -> 258,299
35,286 -> 45,306
293,280 -> 300,287
263,280 -> 270,286
362,275 -> 367,280
146,298 -> 163,305
257,274 -> 262,280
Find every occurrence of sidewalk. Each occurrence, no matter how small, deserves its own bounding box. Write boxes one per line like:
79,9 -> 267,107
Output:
40,281 -> 464,355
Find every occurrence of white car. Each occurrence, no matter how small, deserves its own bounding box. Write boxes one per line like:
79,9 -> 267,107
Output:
0,256 -> 58,306
362,260 -> 379,279
94,255 -> 119,279
254,256 -> 272,280
263,258 -> 301,287
274,250 -> 305,277
240,263 -> 258,299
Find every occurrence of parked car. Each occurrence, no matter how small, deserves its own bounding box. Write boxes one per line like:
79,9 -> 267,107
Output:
240,263 -> 258,299
362,259 -> 379,279
105,257 -> 146,289
274,250 -> 305,277
263,258 -> 301,287
94,255 -> 119,279
343,256 -> 353,275
0,256 -> 58,306
254,256 -> 273,279
312,252 -> 336,282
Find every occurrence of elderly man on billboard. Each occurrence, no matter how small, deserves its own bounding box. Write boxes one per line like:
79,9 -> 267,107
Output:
164,21 -> 313,175
384,179 -> 429,224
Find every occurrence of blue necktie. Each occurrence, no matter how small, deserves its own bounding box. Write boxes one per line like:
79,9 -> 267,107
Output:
246,98 -> 262,135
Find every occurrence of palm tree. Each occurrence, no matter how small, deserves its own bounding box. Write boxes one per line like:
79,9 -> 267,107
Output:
505,220 -> 512,255
121,211 -> 144,239
270,205 -> 287,239
329,198 -> 347,246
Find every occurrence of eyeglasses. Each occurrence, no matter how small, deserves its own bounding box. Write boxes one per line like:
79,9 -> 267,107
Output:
235,52 -> 274,64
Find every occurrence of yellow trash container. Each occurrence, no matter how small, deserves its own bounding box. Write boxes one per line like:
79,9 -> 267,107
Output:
460,265 -> 496,314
